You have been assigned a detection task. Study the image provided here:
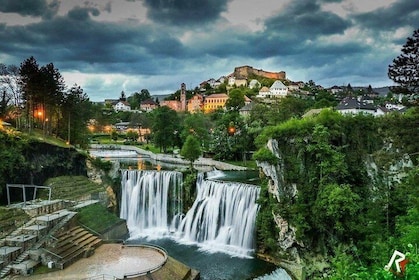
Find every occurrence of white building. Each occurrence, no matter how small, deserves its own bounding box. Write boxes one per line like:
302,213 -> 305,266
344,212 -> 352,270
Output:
257,86 -> 271,98
113,101 -> 131,112
269,80 -> 288,97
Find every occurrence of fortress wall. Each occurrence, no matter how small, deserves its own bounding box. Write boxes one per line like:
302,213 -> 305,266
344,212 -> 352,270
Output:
234,66 -> 286,80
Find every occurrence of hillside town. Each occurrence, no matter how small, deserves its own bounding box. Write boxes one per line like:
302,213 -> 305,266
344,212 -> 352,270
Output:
101,65 -> 408,122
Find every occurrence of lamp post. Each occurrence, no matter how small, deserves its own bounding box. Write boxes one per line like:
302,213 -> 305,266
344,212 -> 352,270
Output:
228,124 -> 236,136
67,112 -> 70,145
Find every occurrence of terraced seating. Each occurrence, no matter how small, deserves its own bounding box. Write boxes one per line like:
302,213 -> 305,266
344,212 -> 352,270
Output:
45,226 -> 102,269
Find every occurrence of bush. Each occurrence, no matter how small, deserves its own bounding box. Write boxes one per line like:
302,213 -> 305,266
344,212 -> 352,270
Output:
253,147 -> 278,165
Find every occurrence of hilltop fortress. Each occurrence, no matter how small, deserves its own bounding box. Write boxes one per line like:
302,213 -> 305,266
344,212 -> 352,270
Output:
233,65 -> 286,80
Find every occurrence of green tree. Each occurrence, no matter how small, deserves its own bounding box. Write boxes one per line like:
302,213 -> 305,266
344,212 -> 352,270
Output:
210,111 -> 248,160
0,64 -> 22,127
18,57 -> 66,135
225,88 -> 245,111
39,62 -> 65,136
127,89 -> 151,109
110,130 -> 118,141
181,112 -> 212,149
151,106 -> 180,153
19,56 -> 41,132
388,28 -> 419,94
60,85 -> 91,146
126,130 -> 139,142
0,90 -> 9,119
180,135 -> 201,168
249,97 -> 311,127
314,90 -> 337,108
307,124 -> 348,185
314,183 -> 360,238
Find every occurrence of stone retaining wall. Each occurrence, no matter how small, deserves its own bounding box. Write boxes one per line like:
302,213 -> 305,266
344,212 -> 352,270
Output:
100,220 -> 129,241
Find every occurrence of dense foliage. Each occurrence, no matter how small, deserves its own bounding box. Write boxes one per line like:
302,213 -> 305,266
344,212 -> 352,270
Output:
254,108 -> 419,278
180,135 -> 201,167
0,127 -> 87,204
1,56 -> 93,146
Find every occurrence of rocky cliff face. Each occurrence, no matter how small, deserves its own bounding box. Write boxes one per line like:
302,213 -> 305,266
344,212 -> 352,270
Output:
257,139 -> 301,260
257,138 -> 414,265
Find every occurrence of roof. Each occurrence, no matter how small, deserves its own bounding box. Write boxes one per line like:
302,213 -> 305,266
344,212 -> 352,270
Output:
259,86 -> 270,92
115,100 -> 130,106
335,97 -> 376,111
244,95 -> 252,102
114,122 -> 130,126
141,99 -> 158,105
240,102 -> 256,112
270,80 -> 287,89
205,93 -> 228,99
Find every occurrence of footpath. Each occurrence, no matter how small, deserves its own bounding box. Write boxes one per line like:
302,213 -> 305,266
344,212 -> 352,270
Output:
90,144 -> 248,171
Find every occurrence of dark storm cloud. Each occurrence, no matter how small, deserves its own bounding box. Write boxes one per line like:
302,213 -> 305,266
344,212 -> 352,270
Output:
354,0 -> 419,33
0,0 -> 59,19
215,0 -> 352,60
318,0 -> 343,3
142,0 -> 231,26
67,6 -> 101,21
264,0 -> 350,39
0,0 -> 416,99
183,0 -> 352,62
0,5 -> 186,75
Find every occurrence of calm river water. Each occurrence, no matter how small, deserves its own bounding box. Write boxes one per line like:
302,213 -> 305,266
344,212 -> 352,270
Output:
126,237 -> 291,280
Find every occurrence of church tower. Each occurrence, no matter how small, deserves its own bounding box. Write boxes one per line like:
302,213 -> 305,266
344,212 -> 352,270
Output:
180,83 -> 186,111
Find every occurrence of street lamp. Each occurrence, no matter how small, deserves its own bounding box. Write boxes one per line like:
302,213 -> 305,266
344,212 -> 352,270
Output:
228,122 -> 236,136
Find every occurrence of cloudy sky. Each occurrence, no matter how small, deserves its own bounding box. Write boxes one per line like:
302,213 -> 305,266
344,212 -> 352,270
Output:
0,0 -> 417,101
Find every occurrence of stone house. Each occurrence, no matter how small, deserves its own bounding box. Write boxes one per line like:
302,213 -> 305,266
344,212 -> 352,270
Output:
140,99 -> 158,112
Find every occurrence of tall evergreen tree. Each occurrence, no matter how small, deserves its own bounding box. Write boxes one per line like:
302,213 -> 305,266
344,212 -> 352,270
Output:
60,85 -> 91,146
19,56 -> 42,132
39,63 -> 65,136
388,28 -> 419,94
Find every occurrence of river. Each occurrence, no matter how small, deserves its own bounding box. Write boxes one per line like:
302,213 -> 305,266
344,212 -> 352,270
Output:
92,149 -> 293,280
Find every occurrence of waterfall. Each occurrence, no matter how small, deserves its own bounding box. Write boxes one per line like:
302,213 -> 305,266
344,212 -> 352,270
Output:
254,268 -> 292,280
120,170 -> 260,257
178,174 -> 260,256
120,170 -> 183,237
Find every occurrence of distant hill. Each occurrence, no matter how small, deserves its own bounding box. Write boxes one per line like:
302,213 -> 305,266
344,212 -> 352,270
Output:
152,94 -> 171,102
373,87 -> 391,97
353,86 -> 391,97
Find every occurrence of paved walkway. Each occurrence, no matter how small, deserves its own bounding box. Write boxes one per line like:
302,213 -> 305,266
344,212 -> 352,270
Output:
7,244 -> 166,280
90,144 -> 248,171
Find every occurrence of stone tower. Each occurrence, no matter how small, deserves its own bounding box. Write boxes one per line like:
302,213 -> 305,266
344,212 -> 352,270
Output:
180,83 -> 186,111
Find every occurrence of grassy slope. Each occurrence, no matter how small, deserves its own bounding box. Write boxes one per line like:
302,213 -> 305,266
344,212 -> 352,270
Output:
76,203 -> 123,233
40,176 -> 105,200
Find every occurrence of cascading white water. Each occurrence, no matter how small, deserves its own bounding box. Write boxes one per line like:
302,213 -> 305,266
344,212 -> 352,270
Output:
177,173 -> 260,256
120,169 -> 260,257
120,169 -> 183,237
